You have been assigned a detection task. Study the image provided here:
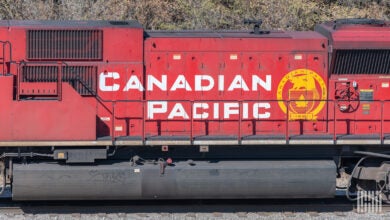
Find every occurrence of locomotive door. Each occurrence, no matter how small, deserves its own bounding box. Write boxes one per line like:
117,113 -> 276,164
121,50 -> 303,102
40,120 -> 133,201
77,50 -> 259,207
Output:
96,63 -> 144,138
287,53 -> 328,135
334,81 -> 379,136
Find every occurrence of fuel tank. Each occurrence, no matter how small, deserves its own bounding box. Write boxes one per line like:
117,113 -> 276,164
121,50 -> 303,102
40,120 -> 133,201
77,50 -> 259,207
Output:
12,160 -> 336,200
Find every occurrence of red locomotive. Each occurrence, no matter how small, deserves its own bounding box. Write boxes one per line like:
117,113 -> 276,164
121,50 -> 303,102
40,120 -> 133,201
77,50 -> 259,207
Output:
0,19 -> 389,201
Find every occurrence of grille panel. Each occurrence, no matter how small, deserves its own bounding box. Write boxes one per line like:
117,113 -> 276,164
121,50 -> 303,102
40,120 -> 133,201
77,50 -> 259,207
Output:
332,50 -> 390,74
27,30 -> 103,60
21,66 -> 97,95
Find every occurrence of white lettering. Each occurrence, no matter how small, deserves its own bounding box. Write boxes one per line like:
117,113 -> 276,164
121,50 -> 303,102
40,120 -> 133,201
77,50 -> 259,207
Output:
100,73 -> 273,93
253,102 -> 271,119
170,75 -> 192,91
147,101 -> 272,120
147,75 -> 167,91
224,103 -> 239,118
218,75 -> 224,91
193,103 -> 209,119
168,103 -> 189,119
252,75 -> 272,91
99,72 -> 120,91
147,101 -> 167,119
243,103 -> 248,119
195,75 -> 214,91
123,75 -> 144,91
228,75 -> 249,91
213,103 -> 219,119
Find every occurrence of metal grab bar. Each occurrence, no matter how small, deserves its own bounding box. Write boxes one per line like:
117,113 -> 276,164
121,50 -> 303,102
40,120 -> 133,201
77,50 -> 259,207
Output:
0,41 -> 12,75
16,61 -> 65,101
108,99 -> 388,144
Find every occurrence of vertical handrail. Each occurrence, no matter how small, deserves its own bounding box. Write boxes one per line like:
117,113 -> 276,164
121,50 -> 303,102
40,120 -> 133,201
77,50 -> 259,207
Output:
381,101 -> 384,145
16,62 -> 21,100
0,41 -> 12,75
90,98 -> 390,146
6,41 -> 11,75
286,100 -> 289,143
333,100 -> 337,144
57,62 -> 62,101
2,42 -> 5,74
142,100 -> 146,144
111,102 -> 116,143
190,100 -> 193,144
238,101 -> 242,144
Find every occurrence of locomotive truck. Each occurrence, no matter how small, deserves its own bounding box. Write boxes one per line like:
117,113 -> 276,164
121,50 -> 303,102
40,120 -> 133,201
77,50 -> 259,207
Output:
0,19 -> 389,201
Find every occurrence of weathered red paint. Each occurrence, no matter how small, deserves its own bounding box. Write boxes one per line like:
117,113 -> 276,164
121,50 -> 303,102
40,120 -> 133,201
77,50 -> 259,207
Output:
0,20 -> 388,143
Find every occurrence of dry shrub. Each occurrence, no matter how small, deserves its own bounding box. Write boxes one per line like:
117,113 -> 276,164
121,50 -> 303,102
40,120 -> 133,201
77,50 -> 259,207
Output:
0,0 -> 388,30
0,0 -> 55,19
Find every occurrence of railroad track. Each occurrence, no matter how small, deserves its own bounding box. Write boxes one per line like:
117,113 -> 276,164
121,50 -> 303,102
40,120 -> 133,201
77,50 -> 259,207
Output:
0,198 -> 388,219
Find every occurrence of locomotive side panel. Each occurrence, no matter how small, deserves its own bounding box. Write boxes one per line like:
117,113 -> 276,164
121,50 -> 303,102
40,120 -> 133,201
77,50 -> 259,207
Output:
0,21 -> 145,141
316,20 -> 390,137
142,34 -> 328,138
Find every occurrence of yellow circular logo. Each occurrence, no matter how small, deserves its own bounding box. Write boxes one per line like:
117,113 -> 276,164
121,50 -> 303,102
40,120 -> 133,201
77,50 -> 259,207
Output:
277,69 -> 327,120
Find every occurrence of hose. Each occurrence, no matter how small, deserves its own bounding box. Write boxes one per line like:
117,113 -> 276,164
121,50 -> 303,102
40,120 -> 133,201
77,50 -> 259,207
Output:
0,160 -> 5,195
346,151 -> 390,201
346,156 -> 368,201
0,152 -> 53,159
354,151 -> 390,159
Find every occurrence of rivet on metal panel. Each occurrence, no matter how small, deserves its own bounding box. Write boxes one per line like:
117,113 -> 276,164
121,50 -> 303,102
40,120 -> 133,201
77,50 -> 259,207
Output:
161,145 -> 169,152
200,145 -> 209,152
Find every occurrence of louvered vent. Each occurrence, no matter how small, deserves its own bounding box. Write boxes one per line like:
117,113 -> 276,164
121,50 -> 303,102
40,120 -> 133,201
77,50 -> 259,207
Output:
27,30 -> 103,60
332,50 -> 390,74
21,66 -> 97,95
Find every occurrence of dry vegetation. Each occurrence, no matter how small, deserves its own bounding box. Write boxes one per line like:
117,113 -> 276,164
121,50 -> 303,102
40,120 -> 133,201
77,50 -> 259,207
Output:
0,0 -> 388,30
